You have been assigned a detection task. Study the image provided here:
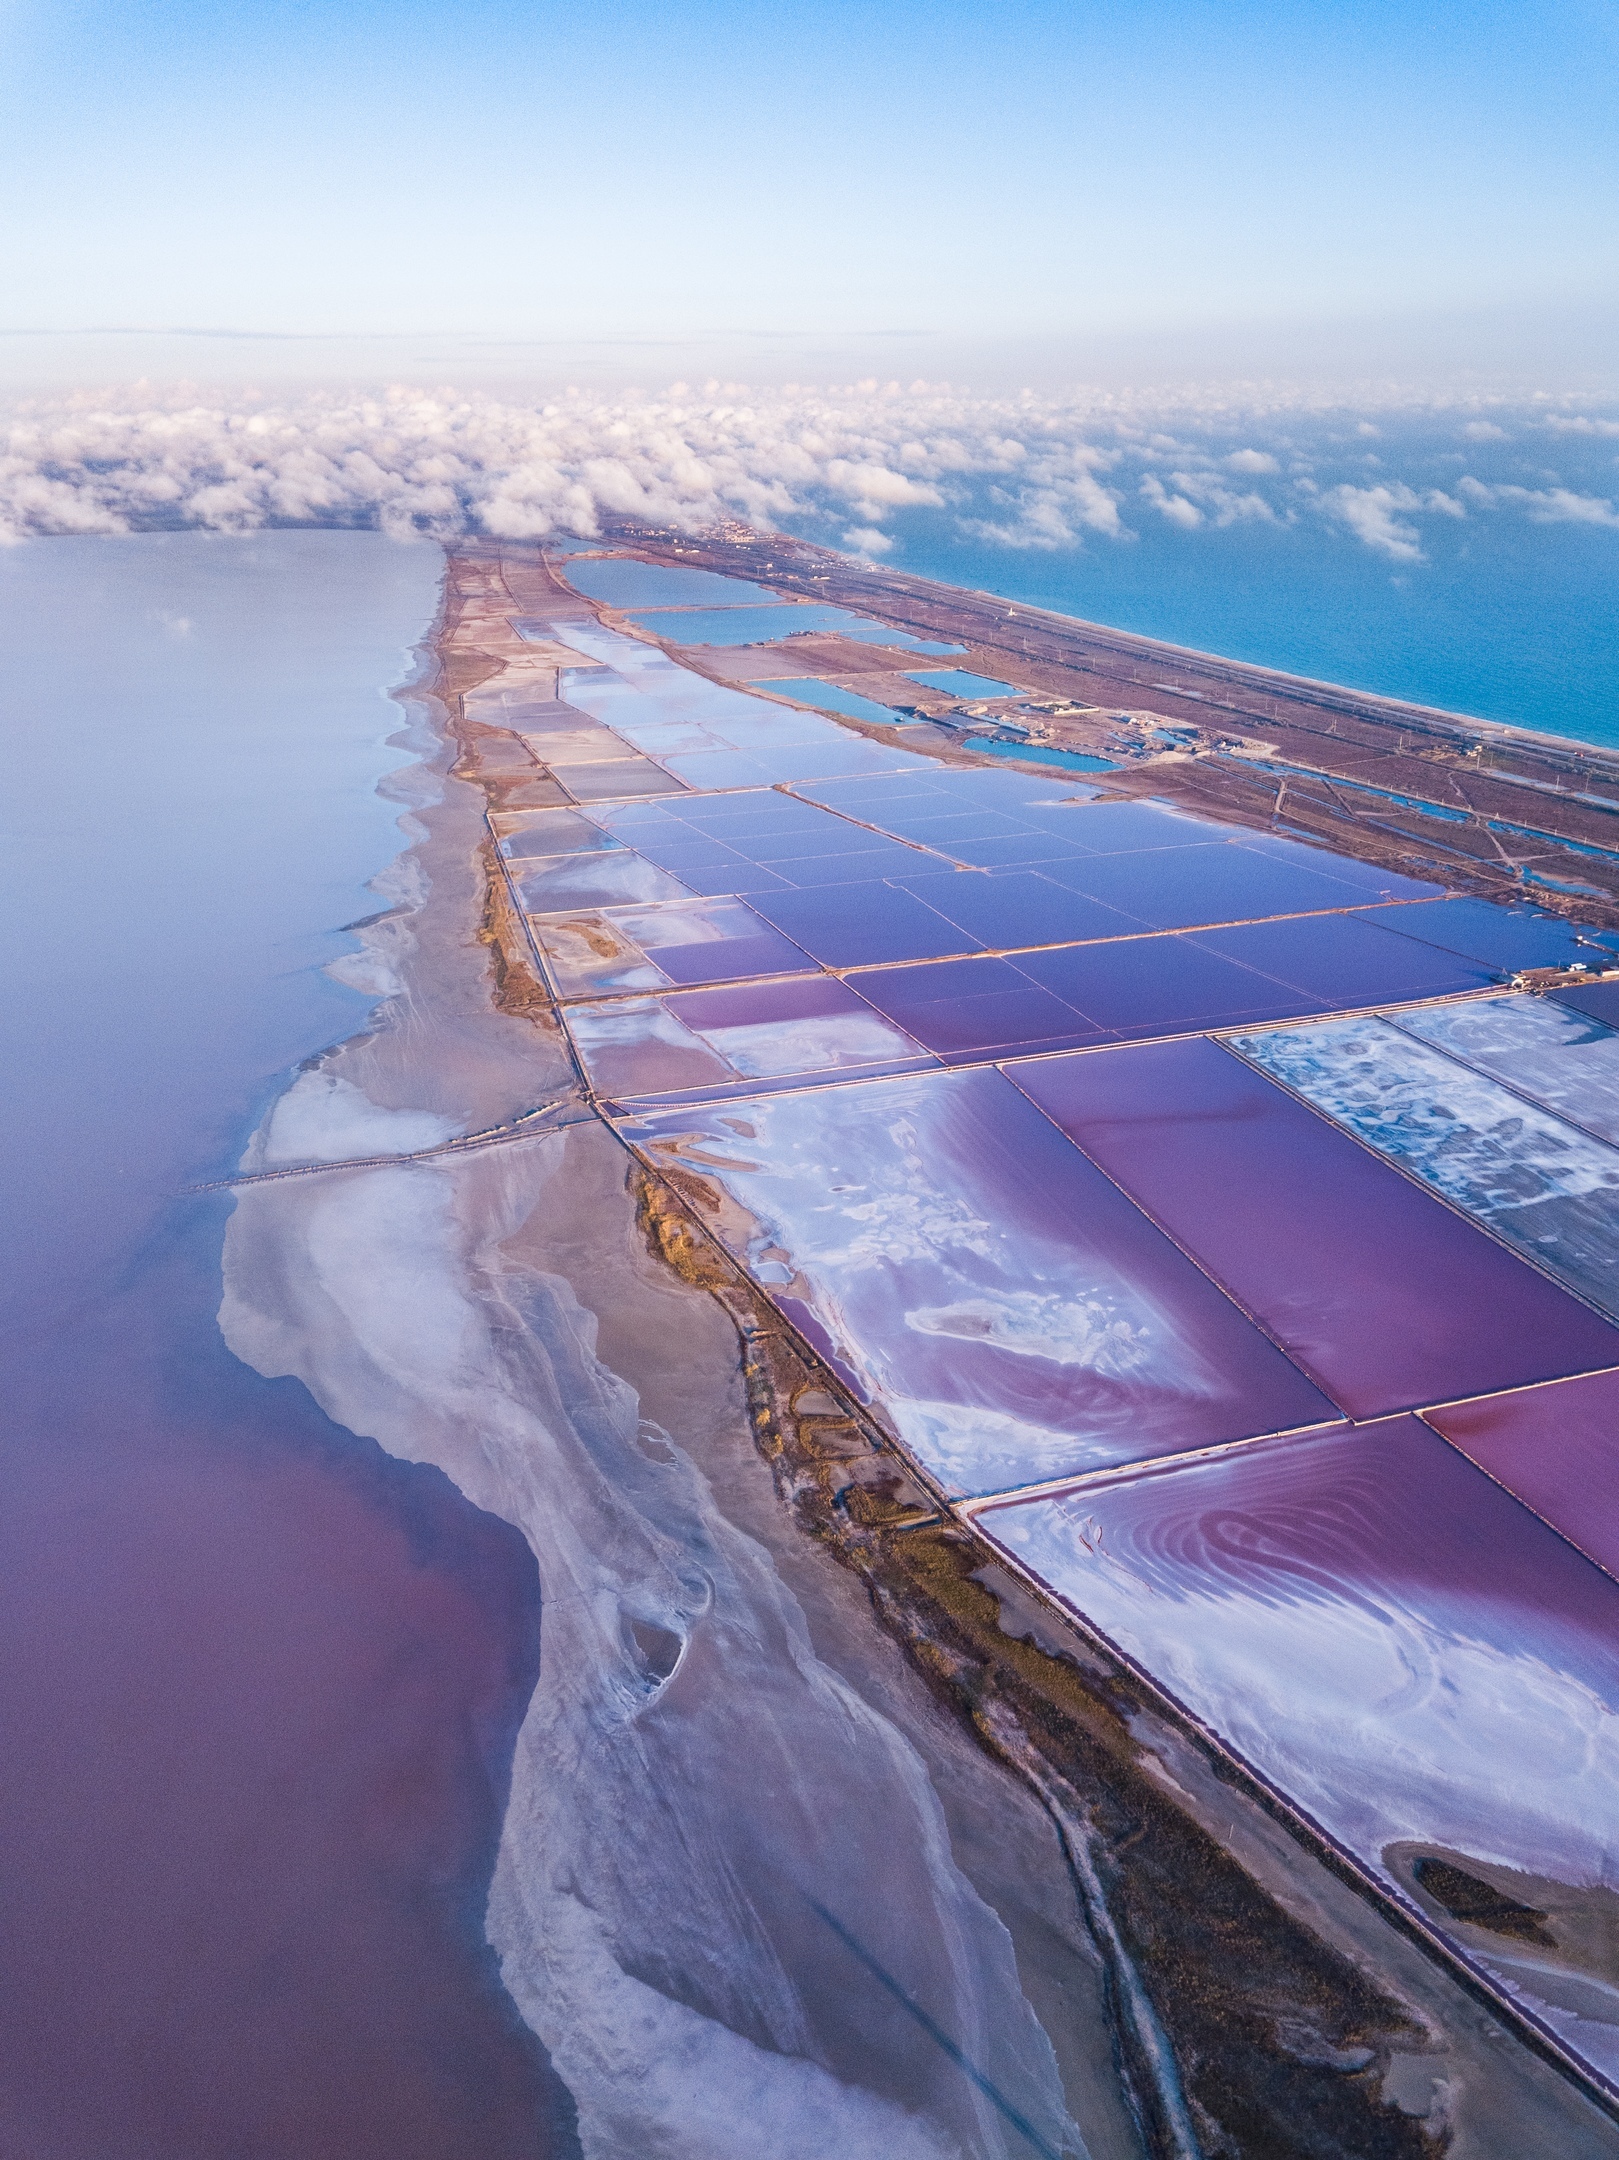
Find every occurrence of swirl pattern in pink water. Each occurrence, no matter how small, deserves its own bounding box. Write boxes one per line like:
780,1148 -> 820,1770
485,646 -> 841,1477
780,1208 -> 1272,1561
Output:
983,1417 -> 1619,2083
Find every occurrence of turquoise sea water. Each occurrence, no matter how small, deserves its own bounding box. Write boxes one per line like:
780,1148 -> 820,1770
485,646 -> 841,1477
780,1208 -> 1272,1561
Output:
793,414 -> 1619,751
892,520 -> 1619,747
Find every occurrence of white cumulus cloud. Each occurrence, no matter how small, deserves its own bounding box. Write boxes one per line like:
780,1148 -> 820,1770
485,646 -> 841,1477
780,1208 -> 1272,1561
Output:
1509,485 -> 1619,527
1324,483 -> 1429,561
1140,473 -> 1203,529
0,380 -> 1611,568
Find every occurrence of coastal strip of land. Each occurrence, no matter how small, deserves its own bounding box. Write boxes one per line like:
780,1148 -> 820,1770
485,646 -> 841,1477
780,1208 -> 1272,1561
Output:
429,534 -> 1619,2155
583,520 -> 1619,922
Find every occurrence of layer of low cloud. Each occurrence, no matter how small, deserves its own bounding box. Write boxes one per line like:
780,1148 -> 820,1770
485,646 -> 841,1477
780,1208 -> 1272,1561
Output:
1,381 -> 1615,568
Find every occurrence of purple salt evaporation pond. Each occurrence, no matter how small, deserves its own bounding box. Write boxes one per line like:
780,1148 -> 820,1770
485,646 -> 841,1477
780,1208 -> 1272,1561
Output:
842,928 -> 1321,1057
1017,935 -> 1327,1034
793,770 -> 1100,850
1042,840 -> 1381,930
653,933 -> 807,986
977,1416 -> 1619,2087
947,836 -> 1103,869
533,896 -> 812,996
894,870 -> 1143,952
514,851 -> 693,911
1228,1013 -> 1619,1318
1056,799 -> 1233,855
575,792 -> 927,899
1555,979 -> 1619,1028
645,860 -> 796,898
569,976 -> 928,1094
567,999 -> 733,1094
1010,1035 -> 1619,1415
599,791 -> 847,850
1236,830 -> 1443,900
844,955 -> 1105,1059
885,809 -> 1063,847
627,1066 -> 1333,1495
660,741 -> 917,789
666,974 -> 929,1078
552,625 -> 935,777
649,902 -> 803,958
497,808 -> 626,860
1426,1369 -> 1619,1580
746,881 -> 990,968
1372,896 -> 1610,975
1188,912 -> 1497,1006
770,847 -> 935,887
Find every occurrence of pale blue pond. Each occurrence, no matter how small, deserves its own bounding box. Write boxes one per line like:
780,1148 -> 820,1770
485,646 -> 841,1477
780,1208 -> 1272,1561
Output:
764,678 -> 913,726
978,739 -> 1117,773
562,558 -> 784,609
906,669 -> 1016,699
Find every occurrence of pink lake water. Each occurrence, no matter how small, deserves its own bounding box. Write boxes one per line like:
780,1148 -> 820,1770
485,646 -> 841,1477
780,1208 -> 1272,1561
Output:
0,533 -> 576,2158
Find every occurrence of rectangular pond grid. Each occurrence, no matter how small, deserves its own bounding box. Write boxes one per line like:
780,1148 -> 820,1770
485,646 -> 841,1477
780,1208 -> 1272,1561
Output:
493,606 -> 1619,2096
525,896 -> 814,998
1229,1012 -> 1619,1320
743,881 -> 993,968
1188,911 -> 1499,1005
1038,839 -> 1385,928
1009,1034 -> 1619,1415
623,1066 -> 1338,1497
972,1417 -> 1619,2091
892,870 -> 1145,950
569,978 -> 932,1096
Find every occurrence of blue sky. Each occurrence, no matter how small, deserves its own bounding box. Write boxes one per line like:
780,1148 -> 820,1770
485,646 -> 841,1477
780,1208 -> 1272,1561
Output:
1,0 -> 1615,377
